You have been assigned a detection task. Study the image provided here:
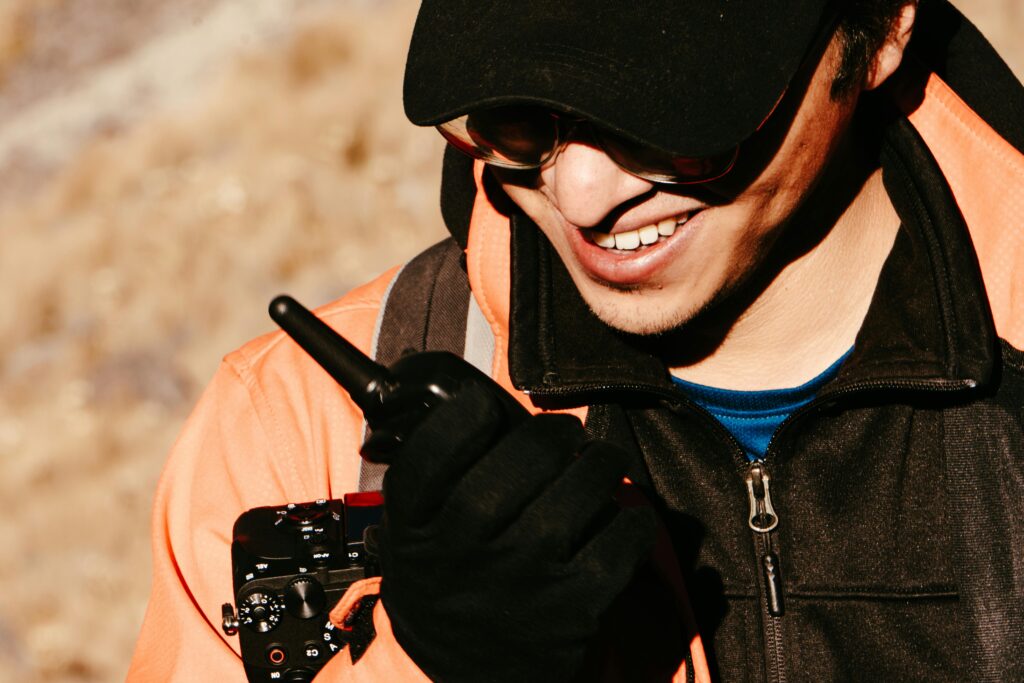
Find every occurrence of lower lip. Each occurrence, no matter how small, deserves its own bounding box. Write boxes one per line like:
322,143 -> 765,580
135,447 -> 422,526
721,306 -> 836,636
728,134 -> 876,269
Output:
568,212 -> 704,286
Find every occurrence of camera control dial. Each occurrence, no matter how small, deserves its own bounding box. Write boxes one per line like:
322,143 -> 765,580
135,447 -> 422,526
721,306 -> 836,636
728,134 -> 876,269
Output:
284,577 -> 327,620
238,591 -> 285,633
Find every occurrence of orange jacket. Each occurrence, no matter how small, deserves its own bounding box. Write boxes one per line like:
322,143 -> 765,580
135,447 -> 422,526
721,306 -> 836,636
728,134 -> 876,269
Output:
128,61 -> 1022,682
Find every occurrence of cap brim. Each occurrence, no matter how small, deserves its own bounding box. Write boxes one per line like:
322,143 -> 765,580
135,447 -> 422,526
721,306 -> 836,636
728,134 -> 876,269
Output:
404,0 -> 832,157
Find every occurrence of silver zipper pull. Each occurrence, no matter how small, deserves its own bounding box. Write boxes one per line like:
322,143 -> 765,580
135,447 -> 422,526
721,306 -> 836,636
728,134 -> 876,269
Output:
746,462 -> 779,533
763,552 -> 785,616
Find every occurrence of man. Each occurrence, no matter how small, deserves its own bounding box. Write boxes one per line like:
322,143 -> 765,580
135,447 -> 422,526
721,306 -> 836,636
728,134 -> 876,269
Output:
129,0 -> 1024,681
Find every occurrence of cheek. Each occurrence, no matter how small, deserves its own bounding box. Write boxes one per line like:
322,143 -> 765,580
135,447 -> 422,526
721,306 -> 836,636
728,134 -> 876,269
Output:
498,178 -> 548,223
498,181 -> 573,253
733,118 -> 842,233
716,204 -> 780,274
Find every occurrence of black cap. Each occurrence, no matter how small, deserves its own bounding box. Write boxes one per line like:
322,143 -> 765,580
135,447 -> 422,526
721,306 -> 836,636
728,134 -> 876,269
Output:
404,0 -> 833,158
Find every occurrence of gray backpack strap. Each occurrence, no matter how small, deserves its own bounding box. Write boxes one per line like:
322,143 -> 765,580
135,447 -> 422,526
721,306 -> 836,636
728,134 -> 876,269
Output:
358,238 -> 494,491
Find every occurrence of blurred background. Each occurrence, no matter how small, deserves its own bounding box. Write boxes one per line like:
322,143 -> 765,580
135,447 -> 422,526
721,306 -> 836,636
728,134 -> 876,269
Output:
0,1 -> 1020,681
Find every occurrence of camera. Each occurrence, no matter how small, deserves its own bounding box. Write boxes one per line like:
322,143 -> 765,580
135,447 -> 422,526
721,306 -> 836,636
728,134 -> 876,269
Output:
221,494 -> 384,682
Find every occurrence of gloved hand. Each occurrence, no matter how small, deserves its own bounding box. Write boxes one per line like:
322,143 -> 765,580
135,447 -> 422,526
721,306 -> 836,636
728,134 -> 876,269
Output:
375,379 -> 657,683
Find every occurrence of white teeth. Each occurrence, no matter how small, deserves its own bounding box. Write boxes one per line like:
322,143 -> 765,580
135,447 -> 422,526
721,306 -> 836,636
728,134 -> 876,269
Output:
586,212 -> 693,251
614,230 -> 641,250
639,225 -> 659,245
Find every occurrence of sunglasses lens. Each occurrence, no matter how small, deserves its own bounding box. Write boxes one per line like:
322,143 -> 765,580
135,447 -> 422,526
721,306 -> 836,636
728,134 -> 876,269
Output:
597,132 -> 738,184
438,106 -> 558,168
438,107 -> 739,184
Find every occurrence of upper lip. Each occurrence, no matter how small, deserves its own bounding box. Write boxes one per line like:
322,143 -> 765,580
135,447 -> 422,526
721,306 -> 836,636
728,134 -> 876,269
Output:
589,206 -> 707,235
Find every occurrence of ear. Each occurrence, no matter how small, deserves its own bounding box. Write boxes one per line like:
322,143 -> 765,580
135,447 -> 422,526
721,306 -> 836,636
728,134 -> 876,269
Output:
864,1 -> 918,91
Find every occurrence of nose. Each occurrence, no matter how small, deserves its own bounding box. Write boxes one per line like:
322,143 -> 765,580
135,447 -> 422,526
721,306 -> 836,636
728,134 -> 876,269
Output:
541,140 -> 655,228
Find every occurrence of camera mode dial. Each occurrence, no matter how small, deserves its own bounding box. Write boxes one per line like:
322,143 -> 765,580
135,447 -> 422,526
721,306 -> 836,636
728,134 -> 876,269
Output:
238,591 -> 285,633
283,500 -> 329,526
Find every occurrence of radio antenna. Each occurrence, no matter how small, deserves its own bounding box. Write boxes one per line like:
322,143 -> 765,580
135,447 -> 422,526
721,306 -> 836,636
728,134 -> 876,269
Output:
269,295 -> 392,414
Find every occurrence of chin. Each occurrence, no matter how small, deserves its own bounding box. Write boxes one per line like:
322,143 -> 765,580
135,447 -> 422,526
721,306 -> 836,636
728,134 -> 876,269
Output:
581,289 -> 702,337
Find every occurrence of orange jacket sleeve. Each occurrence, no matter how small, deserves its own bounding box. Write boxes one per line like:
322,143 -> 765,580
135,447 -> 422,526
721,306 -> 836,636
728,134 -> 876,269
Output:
126,275 -> 433,681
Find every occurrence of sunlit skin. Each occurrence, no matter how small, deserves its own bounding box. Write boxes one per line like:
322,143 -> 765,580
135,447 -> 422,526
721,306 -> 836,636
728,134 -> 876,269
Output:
495,5 -> 917,389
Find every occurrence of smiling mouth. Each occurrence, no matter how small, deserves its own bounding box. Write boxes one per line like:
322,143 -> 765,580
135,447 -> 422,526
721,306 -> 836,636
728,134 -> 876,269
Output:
581,212 -> 698,251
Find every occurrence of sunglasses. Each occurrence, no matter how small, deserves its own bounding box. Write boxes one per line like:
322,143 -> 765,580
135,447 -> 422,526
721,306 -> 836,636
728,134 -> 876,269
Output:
437,105 -> 740,185
435,7 -> 839,186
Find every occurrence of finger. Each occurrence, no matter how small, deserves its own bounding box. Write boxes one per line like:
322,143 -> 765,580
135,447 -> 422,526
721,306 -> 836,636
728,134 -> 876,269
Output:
437,413 -> 585,540
570,505 -> 658,603
502,439 -> 634,556
383,379 -> 505,524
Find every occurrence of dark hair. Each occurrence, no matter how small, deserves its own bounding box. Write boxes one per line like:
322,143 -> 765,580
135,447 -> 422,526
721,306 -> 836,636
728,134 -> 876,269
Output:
832,0 -> 910,97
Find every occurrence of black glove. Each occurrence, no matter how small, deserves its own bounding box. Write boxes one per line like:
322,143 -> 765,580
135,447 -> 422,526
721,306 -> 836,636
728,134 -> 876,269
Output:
376,379 -> 657,682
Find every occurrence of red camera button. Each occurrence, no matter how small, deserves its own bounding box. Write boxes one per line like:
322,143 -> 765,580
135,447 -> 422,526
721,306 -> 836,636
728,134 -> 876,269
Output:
266,645 -> 287,666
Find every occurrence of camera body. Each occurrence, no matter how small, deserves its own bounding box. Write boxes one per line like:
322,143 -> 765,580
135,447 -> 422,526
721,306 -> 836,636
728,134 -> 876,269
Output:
222,494 -> 383,682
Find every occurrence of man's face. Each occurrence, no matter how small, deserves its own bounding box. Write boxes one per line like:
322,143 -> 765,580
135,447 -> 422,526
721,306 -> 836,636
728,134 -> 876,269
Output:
495,33 -> 861,336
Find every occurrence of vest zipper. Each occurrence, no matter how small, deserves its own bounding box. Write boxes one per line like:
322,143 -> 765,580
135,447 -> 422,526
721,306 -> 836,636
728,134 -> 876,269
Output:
745,460 -> 786,683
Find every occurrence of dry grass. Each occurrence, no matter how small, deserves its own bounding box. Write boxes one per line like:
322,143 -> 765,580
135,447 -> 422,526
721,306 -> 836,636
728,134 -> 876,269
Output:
0,1 -> 1019,682
0,3 -> 32,84
0,2 -> 443,680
